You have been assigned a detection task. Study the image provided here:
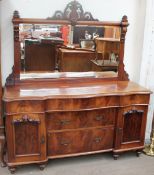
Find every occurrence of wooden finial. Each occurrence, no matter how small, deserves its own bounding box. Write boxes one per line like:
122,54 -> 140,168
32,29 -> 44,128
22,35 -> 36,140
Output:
13,10 -> 20,18
121,15 -> 129,27
122,15 -> 128,22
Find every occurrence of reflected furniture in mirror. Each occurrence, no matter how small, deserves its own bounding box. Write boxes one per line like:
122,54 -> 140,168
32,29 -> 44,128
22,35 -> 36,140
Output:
3,1 -> 151,173
58,48 -> 95,72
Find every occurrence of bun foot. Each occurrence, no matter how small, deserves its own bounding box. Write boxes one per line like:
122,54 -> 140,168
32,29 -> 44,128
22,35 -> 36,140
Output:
39,164 -> 46,171
136,150 -> 142,157
113,153 -> 119,160
9,167 -> 17,174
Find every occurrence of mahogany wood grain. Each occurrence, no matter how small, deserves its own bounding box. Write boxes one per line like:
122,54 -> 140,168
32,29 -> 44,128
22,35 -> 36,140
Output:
47,127 -> 114,156
114,105 -> 148,152
5,113 -> 46,164
46,108 -> 116,131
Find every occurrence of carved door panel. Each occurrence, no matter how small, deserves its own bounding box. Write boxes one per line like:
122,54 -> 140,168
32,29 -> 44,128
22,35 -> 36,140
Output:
6,114 -> 46,163
115,106 -> 148,150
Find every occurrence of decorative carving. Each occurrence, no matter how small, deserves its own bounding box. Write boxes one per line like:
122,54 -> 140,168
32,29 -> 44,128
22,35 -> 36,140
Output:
12,11 -> 20,42
13,24 -> 20,42
5,66 -> 15,86
5,66 -> 20,86
123,70 -> 129,81
118,59 -> 129,81
121,15 -> 129,43
12,115 -> 40,124
123,110 -> 144,116
47,0 -> 98,25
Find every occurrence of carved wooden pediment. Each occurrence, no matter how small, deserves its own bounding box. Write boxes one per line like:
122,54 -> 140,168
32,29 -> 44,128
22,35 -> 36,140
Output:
47,0 -> 98,25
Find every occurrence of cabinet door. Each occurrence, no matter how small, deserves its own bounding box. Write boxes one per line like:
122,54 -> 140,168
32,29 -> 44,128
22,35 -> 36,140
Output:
115,106 -> 148,151
6,114 -> 46,164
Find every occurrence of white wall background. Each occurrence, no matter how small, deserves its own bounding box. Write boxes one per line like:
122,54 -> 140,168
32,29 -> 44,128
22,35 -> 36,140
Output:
1,0 -> 146,85
140,0 -> 154,141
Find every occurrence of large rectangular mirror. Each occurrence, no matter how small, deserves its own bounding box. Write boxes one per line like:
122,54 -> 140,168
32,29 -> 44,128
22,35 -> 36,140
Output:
19,23 -> 121,75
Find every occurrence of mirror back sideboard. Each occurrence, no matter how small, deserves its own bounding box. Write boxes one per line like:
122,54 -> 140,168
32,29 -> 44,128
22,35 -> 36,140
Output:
2,1 -> 152,174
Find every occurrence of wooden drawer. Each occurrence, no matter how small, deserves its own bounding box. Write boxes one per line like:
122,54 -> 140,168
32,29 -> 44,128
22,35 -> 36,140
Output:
47,108 -> 116,131
5,100 -> 44,114
45,96 -> 119,111
120,94 -> 150,106
47,127 -> 114,156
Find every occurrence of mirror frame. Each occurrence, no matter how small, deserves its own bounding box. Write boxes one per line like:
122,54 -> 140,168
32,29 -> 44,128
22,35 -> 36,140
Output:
6,0 -> 129,85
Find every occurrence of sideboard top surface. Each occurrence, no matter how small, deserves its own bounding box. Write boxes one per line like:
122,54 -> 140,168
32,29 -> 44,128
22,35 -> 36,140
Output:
3,81 -> 151,101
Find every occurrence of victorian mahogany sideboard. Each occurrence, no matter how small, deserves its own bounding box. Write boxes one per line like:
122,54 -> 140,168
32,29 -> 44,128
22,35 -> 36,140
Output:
3,79 -> 151,173
2,1 -> 152,173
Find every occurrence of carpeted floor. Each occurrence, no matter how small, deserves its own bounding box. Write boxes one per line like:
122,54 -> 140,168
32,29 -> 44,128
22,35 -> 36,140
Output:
0,152 -> 154,175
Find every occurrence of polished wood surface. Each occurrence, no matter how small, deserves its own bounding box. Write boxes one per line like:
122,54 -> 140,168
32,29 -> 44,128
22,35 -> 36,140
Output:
3,81 -> 151,101
3,80 -> 151,172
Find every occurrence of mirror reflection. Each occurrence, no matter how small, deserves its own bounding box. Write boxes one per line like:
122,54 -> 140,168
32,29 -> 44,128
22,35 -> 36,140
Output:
19,24 -> 121,75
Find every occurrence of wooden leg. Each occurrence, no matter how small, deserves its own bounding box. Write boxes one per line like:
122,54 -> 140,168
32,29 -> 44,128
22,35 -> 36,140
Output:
9,167 -> 17,174
39,163 -> 46,171
113,153 -> 120,160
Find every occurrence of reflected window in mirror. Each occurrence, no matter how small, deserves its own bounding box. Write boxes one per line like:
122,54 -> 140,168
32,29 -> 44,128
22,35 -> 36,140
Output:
73,25 -> 105,44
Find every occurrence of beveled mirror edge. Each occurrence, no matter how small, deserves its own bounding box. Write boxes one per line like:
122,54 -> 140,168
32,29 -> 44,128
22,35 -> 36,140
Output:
6,1 -> 129,86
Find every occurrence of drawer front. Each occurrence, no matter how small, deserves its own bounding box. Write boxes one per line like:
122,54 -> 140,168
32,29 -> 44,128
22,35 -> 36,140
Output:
47,108 -> 116,131
120,94 -> 150,106
45,96 -> 119,111
5,100 -> 44,114
47,127 -> 114,156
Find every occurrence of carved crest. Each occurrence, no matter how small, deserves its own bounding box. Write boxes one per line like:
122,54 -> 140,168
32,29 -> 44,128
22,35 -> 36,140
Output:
47,0 -> 98,25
